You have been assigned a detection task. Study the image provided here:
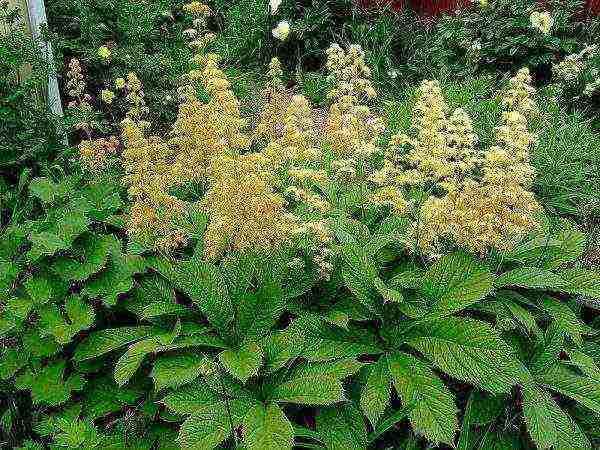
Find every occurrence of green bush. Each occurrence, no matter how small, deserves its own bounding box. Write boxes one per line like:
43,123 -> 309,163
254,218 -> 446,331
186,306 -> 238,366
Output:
0,6 -> 62,180
434,0 -> 587,81
2,2 -> 600,450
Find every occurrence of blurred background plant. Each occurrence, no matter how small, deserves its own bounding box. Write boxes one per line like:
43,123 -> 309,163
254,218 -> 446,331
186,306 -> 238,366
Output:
552,44 -> 600,128
433,0 -> 590,82
0,4 -> 62,179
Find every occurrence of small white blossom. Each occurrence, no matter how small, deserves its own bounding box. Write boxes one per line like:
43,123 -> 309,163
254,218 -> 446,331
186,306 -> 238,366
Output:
530,11 -> 554,35
272,20 -> 291,41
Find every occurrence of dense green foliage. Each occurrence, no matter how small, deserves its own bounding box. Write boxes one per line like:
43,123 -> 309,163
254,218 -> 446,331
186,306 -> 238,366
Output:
2,0 -> 600,449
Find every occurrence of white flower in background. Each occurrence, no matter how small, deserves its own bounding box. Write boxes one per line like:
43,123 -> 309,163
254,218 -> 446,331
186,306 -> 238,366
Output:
270,0 -> 282,14
272,20 -> 291,41
471,39 -> 482,51
530,11 -> 554,35
388,69 -> 399,79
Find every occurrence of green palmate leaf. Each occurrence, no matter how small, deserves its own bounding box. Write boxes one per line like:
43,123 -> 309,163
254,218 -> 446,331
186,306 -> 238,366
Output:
301,324 -> 382,362
495,267 -> 566,290
175,258 -> 233,332
389,270 -> 424,290
142,301 -> 188,319
509,222 -> 585,270
386,352 -> 458,446
52,234 -> 120,282
82,250 -> 146,305
0,348 -> 28,379
74,326 -> 155,361
522,385 -> 559,449
262,321 -> 306,372
152,354 -> 212,391
374,278 -> 404,304
408,318 -> 532,394
538,364 -> 600,414
219,342 -> 263,383
269,374 -> 345,405
566,349 -> 600,380
530,323 -> 565,375
457,391 -> 504,450
333,215 -> 371,245
340,243 -> 379,314
421,252 -> 493,319
114,338 -> 164,386
15,360 -> 85,406
360,358 -> 391,426
243,404 -> 294,450
316,403 -> 368,450
498,292 -> 542,337
162,379 -> 222,415
178,402 -> 243,450
235,280 -> 285,344
27,232 -> 67,261
38,295 -> 94,344
123,273 -> 180,318
24,275 -> 53,305
80,376 -> 142,420
368,408 -> 415,446
290,358 -> 364,380
522,384 -> 591,450
29,177 -> 57,203
560,268 -> 600,300
539,295 -> 592,346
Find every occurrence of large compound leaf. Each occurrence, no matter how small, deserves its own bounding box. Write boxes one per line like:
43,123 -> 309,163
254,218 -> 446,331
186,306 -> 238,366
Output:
316,403 -> 368,450
74,326 -> 154,361
538,364 -> 600,414
495,268 -> 566,290
219,342 -> 263,383
408,318 -> 532,393
178,402 -> 247,450
387,352 -> 458,446
269,373 -> 345,406
152,354 -> 212,391
360,358 -> 391,426
243,403 -> 294,450
421,252 -> 493,319
523,384 -> 591,450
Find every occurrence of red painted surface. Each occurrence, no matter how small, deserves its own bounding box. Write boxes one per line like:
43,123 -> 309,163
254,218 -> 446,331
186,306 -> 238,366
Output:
357,0 -> 600,16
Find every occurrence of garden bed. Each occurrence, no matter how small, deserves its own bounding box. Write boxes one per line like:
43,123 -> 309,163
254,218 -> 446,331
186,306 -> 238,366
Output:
2,1 -> 600,449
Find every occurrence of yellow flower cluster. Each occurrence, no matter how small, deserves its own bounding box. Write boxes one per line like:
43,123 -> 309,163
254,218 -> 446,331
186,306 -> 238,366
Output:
413,69 -> 542,255
202,152 -> 296,260
372,186 -> 409,215
79,136 -> 119,172
172,52 -> 250,184
393,81 -> 479,190
325,44 -> 384,161
263,94 -> 319,164
530,11 -> 554,35
124,72 -> 149,126
121,118 -> 188,253
65,59 -> 94,134
255,58 -> 288,141
326,44 -> 376,101
293,220 -> 335,280
501,67 -> 538,116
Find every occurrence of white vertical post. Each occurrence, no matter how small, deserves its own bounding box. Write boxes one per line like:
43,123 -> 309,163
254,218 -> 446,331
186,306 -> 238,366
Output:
26,0 -> 64,118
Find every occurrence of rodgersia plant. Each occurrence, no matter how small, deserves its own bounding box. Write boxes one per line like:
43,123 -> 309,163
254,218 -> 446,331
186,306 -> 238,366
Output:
3,2 -> 600,449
